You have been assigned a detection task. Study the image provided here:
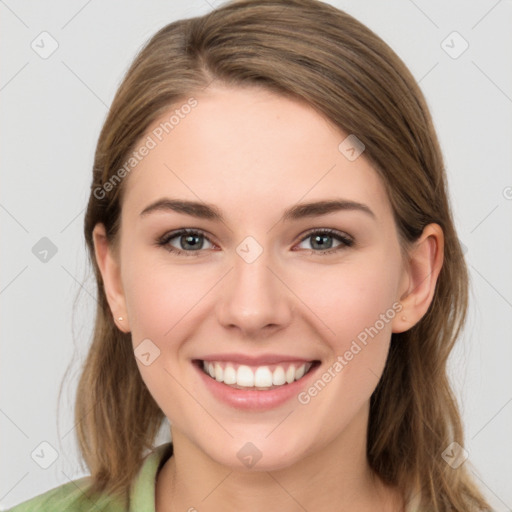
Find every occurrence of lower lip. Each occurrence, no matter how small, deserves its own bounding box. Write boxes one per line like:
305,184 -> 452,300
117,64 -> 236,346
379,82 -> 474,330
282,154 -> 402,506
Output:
193,361 -> 320,411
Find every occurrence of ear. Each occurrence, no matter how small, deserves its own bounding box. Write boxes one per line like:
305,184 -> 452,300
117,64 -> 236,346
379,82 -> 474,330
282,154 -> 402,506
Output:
392,223 -> 444,333
92,223 -> 130,333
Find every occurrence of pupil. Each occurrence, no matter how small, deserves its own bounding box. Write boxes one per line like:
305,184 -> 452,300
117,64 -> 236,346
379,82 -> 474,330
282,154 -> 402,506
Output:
313,234 -> 332,250
183,234 -> 201,250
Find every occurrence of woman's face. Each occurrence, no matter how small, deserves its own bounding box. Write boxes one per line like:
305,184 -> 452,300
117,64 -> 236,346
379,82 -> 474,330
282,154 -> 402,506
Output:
105,85 -> 411,470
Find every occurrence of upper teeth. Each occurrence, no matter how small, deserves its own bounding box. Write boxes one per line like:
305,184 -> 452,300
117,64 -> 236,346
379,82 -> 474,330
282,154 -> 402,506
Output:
202,361 -> 313,389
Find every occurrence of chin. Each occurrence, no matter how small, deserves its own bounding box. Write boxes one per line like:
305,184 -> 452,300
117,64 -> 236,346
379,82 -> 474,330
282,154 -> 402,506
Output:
199,433 -> 311,472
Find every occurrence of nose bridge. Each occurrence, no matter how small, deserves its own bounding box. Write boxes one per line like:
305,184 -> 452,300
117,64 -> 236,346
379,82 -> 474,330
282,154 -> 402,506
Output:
216,240 -> 292,333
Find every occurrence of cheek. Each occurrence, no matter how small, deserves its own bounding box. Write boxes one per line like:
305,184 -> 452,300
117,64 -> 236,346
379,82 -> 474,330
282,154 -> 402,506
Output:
299,253 -> 401,350
121,254 -> 206,419
122,251 -> 210,340
292,257 -> 401,426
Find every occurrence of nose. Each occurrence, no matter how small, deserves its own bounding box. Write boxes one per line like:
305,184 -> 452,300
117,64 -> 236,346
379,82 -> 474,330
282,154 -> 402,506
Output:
216,247 -> 293,337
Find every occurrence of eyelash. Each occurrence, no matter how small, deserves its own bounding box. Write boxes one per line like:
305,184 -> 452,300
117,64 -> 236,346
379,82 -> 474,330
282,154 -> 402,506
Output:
156,228 -> 354,257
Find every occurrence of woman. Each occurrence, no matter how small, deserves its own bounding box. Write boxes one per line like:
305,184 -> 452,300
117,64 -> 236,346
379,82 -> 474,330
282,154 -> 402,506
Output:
8,0 -> 492,510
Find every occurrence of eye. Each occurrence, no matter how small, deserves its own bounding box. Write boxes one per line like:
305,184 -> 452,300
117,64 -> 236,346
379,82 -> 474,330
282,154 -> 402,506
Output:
156,229 -> 215,256
156,227 -> 354,257
294,228 -> 354,254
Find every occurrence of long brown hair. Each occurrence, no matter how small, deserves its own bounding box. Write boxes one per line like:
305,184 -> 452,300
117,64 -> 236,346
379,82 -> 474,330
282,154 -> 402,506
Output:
71,0 -> 491,509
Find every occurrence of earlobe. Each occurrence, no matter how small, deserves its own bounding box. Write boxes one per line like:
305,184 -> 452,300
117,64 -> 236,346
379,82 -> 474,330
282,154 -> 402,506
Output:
392,223 -> 444,333
92,224 -> 130,333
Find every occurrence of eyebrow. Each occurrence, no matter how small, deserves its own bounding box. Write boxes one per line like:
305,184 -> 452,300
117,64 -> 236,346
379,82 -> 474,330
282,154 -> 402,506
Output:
139,198 -> 375,222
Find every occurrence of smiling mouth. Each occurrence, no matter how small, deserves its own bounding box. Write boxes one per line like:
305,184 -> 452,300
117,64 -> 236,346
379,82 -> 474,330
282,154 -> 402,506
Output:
194,359 -> 321,390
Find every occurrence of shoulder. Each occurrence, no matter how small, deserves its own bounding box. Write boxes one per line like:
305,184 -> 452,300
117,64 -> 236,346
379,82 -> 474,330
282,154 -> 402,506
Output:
6,477 -> 125,512
6,443 -> 173,512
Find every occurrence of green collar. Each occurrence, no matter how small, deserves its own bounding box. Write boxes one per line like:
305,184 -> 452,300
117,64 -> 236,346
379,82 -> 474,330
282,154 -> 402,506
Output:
129,442 -> 173,512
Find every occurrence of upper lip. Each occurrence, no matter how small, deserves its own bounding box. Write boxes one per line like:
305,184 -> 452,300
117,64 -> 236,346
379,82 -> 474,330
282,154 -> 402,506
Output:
196,353 -> 318,365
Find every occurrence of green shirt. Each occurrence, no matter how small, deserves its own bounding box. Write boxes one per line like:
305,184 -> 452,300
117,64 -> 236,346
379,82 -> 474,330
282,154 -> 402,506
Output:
6,443 -> 174,512
7,442 -> 422,511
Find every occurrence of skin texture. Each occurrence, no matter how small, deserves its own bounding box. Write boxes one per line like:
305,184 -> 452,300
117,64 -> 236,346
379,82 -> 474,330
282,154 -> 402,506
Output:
93,85 -> 443,511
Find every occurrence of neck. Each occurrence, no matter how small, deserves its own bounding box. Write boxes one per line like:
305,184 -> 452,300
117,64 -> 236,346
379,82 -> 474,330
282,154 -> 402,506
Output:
155,404 -> 403,512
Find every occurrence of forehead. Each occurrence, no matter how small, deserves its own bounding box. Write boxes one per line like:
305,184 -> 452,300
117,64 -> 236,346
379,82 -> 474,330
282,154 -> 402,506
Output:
121,85 -> 391,222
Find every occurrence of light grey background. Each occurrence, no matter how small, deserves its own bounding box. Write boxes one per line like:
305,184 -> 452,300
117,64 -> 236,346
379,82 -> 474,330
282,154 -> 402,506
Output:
1,0 -> 511,510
